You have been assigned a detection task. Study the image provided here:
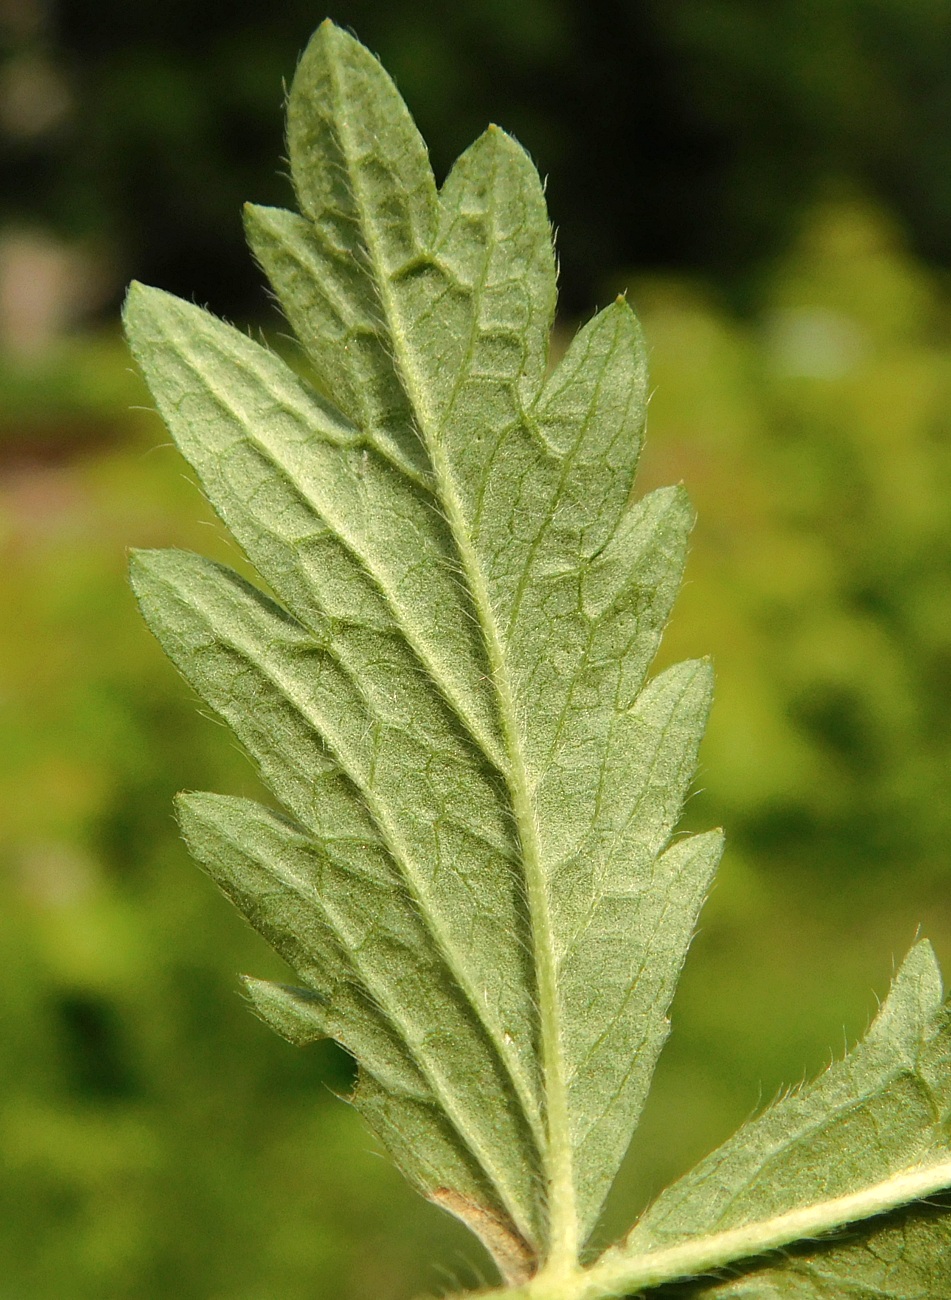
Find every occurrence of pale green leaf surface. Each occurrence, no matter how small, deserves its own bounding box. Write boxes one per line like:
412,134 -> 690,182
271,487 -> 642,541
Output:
627,942 -> 951,1250
124,19 -> 715,1275
128,547 -> 544,1254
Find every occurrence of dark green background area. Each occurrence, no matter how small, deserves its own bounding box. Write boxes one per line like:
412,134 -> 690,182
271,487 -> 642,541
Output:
2,4 -> 951,1297
7,0 -> 951,312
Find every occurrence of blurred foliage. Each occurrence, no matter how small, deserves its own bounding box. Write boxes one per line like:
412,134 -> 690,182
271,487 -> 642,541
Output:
1,197 -> 951,1294
2,1 -> 951,313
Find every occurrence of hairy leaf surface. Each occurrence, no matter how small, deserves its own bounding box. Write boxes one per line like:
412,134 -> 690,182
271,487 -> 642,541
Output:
628,942 -> 951,1257
125,19 -> 951,1299
124,19 -> 716,1281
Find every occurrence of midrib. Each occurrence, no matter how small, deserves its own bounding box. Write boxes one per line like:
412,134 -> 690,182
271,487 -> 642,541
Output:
483,1157 -> 951,1300
337,120 -> 579,1265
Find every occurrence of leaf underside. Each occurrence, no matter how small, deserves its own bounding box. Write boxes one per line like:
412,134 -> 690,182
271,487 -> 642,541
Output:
124,20 -> 951,1299
582,941 -> 951,1299
690,1196 -> 951,1300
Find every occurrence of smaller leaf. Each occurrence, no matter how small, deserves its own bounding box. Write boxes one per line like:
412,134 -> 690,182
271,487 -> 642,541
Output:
552,942 -> 951,1298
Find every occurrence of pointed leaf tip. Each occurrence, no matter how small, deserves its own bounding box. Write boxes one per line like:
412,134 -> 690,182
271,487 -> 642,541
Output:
127,546 -> 160,591
242,976 -> 328,1048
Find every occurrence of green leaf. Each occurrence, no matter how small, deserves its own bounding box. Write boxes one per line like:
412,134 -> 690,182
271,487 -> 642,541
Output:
124,18 -> 951,1300
626,942 -> 951,1255
124,18 -> 714,1282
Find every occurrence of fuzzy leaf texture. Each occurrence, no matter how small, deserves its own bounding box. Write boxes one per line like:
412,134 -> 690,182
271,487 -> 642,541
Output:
124,21 -> 951,1300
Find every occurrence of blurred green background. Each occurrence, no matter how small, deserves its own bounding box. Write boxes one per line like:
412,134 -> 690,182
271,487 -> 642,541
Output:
3,1 -> 951,1296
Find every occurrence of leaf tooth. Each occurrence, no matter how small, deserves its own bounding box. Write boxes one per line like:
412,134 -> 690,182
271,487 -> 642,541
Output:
537,657 -> 714,915
124,280 -> 428,487
242,979 -> 328,1048
283,986 -> 540,1263
436,124 -> 556,410
868,939 -> 943,1047
559,829 -> 722,1238
133,549 -> 516,864
534,298 -> 647,490
243,202 -> 426,477
613,658 -> 714,854
583,485 -> 693,623
288,21 -> 437,288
